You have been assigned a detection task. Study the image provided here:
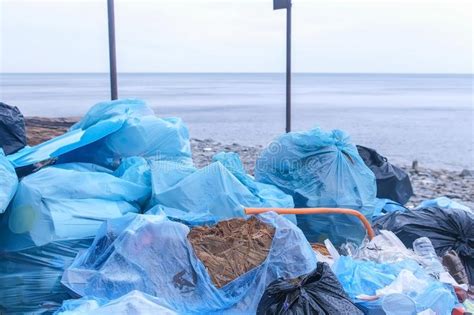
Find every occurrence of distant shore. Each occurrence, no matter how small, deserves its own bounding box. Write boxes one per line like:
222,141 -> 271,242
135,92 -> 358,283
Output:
25,117 -> 474,209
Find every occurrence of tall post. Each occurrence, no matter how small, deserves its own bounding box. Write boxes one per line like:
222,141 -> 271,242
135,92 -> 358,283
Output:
286,1 -> 291,133
107,0 -> 118,100
274,0 -> 292,132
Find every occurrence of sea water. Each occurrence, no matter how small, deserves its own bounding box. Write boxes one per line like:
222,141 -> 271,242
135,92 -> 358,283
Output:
0,73 -> 472,169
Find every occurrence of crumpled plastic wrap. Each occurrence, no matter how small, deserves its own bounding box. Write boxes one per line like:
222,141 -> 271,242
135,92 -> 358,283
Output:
54,291 -> 177,315
341,230 -> 422,264
333,256 -> 457,315
62,212 -> 317,314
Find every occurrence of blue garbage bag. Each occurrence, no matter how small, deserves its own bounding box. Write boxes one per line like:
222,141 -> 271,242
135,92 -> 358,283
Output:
0,148 -> 17,213
333,256 -> 457,315
213,152 -> 295,207
372,198 -> 408,219
7,116 -> 124,168
0,160 -> 151,313
149,160 -> 295,225
55,291 -> 177,315
417,197 -> 472,213
7,99 -> 192,169
148,159 -> 196,197
61,212 -> 317,314
255,128 -> 377,245
69,98 -> 154,131
59,115 -> 192,168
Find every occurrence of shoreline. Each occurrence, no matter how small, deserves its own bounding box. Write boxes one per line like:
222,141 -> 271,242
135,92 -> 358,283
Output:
24,117 -> 474,209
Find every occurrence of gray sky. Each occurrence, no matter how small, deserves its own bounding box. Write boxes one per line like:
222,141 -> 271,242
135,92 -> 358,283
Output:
0,0 -> 472,73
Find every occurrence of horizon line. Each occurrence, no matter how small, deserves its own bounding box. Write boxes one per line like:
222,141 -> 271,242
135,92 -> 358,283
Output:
1,72 -> 473,75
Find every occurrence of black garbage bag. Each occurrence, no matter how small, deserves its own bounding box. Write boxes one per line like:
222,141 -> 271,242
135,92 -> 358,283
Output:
257,262 -> 363,315
357,145 -> 413,204
373,206 -> 474,285
0,102 -> 27,155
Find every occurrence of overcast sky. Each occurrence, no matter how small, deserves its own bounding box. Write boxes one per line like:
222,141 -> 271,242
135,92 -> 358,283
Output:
0,0 -> 472,73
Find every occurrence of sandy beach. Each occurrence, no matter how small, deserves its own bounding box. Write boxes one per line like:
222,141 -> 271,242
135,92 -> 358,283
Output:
25,116 -> 474,209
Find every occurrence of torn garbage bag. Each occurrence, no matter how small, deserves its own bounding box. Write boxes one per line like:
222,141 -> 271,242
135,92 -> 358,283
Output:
256,262 -> 362,315
55,291 -> 177,315
373,206 -> 474,285
255,128 -> 376,245
8,99 -> 192,169
61,212 -> 317,314
149,160 -> 295,225
0,102 -> 27,155
333,256 -> 457,315
357,145 -> 413,205
0,160 -> 150,313
0,148 -> 17,213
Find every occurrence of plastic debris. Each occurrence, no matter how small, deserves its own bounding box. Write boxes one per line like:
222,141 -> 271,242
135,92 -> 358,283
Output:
255,127 -> 376,245
333,256 -> 457,315
413,237 -> 446,276
257,262 -> 363,315
0,102 -> 27,155
55,291 -> 177,315
61,212 -> 317,314
0,160 -> 150,313
373,206 -> 474,285
0,148 -> 17,213
148,160 -> 295,225
372,198 -> 408,219
417,196 -> 472,214
344,230 -> 422,264
442,250 -> 470,285
8,99 -> 192,169
357,145 -> 413,205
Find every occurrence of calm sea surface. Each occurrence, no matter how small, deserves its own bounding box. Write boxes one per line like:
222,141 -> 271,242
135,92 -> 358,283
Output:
0,73 -> 472,170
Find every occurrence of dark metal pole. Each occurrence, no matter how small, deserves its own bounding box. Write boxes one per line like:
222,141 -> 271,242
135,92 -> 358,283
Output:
286,1 -> 292,133
107,0 -> 118,100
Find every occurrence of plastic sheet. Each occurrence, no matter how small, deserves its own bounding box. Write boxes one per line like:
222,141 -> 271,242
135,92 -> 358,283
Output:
345,230 -> 422,264
373,206 -> 474,285
0,149 -> 17,213
333,256 -> 457,315
372,198 -> 408,219
255,128 -> 376,245
0,160 -> 150,313
148,159 -> 196,204
62,212 -> 317,314
55,291 -> 177,315
149,160 -> 295,225
59,115 -> 192,169
8,115 -> 124,168
257,262 -> 363,315
8,99 -> 192,169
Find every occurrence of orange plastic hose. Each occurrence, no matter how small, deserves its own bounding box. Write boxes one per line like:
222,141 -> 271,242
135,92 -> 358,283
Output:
244,207 -> 375,240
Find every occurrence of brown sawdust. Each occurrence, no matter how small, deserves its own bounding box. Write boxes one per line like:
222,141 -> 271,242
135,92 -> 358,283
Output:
311,243 -> 330,256
187,216 -> 275,288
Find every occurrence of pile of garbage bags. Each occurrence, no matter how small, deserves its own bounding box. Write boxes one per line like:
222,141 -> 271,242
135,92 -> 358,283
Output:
0,98 -> 471,314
